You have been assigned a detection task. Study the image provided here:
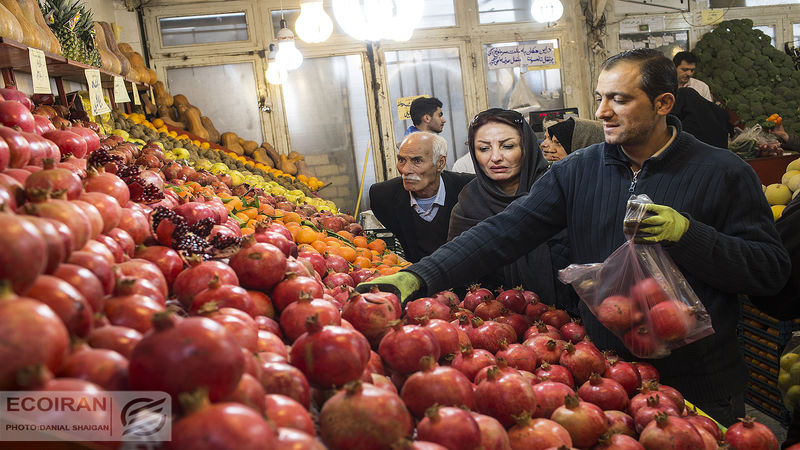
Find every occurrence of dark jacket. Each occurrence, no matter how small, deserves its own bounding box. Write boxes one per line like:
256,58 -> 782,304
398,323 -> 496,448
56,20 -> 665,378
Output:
369,170 -> 474,262
408,116 -> 790,404
673,88 -> 730,149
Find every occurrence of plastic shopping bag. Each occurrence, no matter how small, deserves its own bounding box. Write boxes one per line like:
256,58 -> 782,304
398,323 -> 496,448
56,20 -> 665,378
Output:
558,194 -> 714,359
779,331 -> 800,411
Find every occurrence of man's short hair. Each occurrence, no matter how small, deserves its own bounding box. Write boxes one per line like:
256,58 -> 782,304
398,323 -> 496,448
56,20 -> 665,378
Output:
410,97 -> 443,126
601,48 -> 678,103
672,51 -> 697,67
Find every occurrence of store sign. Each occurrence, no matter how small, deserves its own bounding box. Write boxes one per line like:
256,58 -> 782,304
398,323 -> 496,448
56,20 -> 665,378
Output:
701,9 -> 724,26
113,77 -> 130,103
486,44 -> 559,71
84,69 -> 111,116
28,48 -> 51,94
132,81 -> 141,105
396,95 -> 428,121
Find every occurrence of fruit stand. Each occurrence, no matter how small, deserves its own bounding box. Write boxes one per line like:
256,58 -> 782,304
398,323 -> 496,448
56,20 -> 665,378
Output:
0,1 -> 795,449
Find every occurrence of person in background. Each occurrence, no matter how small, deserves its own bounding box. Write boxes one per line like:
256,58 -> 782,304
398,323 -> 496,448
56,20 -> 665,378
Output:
359,48 -> 790,426
369,132 -> 473,263
447,108 -> 567,305
541,117 -> 606,163
767,121 -> 800,151
672,87 -> 730,149
451,149 -> 476,174
673,51 -> 713,102
404,97 -> 447,136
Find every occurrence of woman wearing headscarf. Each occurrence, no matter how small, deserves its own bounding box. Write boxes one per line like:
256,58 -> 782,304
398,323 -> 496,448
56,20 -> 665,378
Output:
541,117 -> 606,163
448,108 -> 568,308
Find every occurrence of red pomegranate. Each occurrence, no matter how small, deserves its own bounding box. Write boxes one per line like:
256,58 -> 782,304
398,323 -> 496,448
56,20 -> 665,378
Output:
263,393 -> 315,436
560,341 -> 608,385
418,316 -> 461,359
128,314 -> 245,404
603,357 -> 642,397
531,380 -> 575,419
57,348 -> 128,390
103,294 -> 166,333
684,406 -> 722,441
550,394 -> 609,448
469,412 -> 512,450
560,319 -> 587,344
416,406 -> 481,450
378,322 -> 441,374
20,215 -> 67,275
577,373 -> 629,411
630,277 -> 668,308
173,259 -> 239,307
507,415 -> 572,450
524,321 -> 562,341
170,401 -> 276,449
83,171 -> 130,206
631,361 -> 660,383
25,275 -> 93,337
524,335 -> 566,365
223,373 -> 266,414
605,410 -> 636,437
0,213 -> 47,293
496,341 -> 538,372
495,287 -> 527,314
133,245 -> 184,292
533,362 -> 574,387
258,361 -> 310,408
649,300 -> 696,341
596,294 -> 642,333
201,307 -> 259,352
271,272 -> 324,312
279,292 -> 341,341
723,416 -> 779,450
116,259 -> 168,298
400,355 -> 476,417
318,381 -> 414,450
189,276 -> 255,317
405,296 -> 451,324
593,433 -> 644,449
541,307 -> 571,329
86,325 -> 142,358
639,413 -> 704,450
54,263 -> 105,313
467,317 -> 517,354
474,369 -> 537,427
463,284 -> 494,311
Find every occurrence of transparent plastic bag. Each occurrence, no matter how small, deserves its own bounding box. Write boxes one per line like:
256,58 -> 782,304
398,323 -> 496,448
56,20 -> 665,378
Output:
779,331 -> 800,411
558,194 -> 715,359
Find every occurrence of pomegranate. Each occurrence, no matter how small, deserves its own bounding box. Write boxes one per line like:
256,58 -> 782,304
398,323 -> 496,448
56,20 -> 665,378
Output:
57,348 -> 128,390
603,357 -> 642,397
249,290 -> 275,318
495,287 -> 527,313
605,410 -> 636,437
170,401 -> 276,449
468,317 -> 517,354
550,394 -> 609,448
263,394 -> 315,435
647,382 -> 685,414
495,340 -> 538,372
507,415 -> 573,450
258,329 -> 288,357
633,395 -> 679,432
0,214 -> 45,294
475,369 -> 537,427
67,126 -> 100,153
43,129 -> 87,158
68,250 -> 114,295
107,227 -> 135,258
258,361 -> 310,408
115,277 -> 165,306
474,297 -> 506,320
0,88 -> 33,110
723,416 -> 779,450
83,171 -> 130,206
578,373 -> 629,411
271,272 -> 324,312
639,413 -> 704,449
473,358 -> 521,384
129,314 -> 245,403
534,362 -> 575,387
81,238 -> 116,264
630,277 -> 668,308
532,380 -> 575,418
469,412 -> 512,450
418,316 -> 461,359
87,325 -> 142,358
94,234 -> 124,262
417,406 -> 481,450
379,322 -> 441,374
432,290 -> 460,307
229,239 -> 287,292
541,307 -> 571,329
24,158 -> 82,200
290,317 -> 370,389
116,259 -> 168,298
298,251 -> 326,277
524,321 -> 562,341
0,285 -> 69,390
624,325 -> 667,358
400,355 -> 476,417
323,271 -> 355,288
275,428 -> 326,449
118,207 -> 151,245
201,307 -> 259,352
596,294 -> 642,333
189,276 -> 255,316
560,319 -> 587,344
630,390 -> 677,418
405,296 -> 451,324
223,373 -> 266,414
525,335 -> 566,365
649,300 -> 696,341
20,215 -> 66,275
54,263 -> 105,313
173,259 -> 239,307
280,292 -> 341,341
254,229 -> 293,257
684,406 -> 722,441
494,313 -> 529,340
632,361 -> 660,383
449,344 -> 496,382
133,245 -> 184,291
593,433 -> 645,449
0,101 -> 35,132
103,294 -> 165,333
696,426 -> 721,450
25,275 -> 93,337
319,382 -> 414,450
463,284 -> 494,311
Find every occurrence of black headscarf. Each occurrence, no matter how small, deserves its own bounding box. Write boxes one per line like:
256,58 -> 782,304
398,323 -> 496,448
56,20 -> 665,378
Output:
547,119 -> 576,153
448,108 -> 558,299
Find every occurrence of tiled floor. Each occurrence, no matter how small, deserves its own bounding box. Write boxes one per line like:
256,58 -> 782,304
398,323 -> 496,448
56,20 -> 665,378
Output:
746,402 -> 788,443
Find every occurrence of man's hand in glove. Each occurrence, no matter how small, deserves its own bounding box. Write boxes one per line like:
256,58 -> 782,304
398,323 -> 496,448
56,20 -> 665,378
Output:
355,271 -> 423,306
638,204 -> 690,244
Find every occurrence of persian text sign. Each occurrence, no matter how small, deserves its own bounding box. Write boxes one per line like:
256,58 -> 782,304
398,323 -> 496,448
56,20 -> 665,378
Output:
0,391 -> 171,442
486,43 -> 557,70
396,95 -> 428,120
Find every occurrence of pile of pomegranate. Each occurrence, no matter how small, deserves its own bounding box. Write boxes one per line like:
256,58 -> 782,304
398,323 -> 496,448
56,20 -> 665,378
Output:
0,87 -> 783,450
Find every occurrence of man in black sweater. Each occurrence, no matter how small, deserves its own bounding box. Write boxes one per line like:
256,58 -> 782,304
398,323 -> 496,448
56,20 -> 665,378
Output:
360,49 -> 790,425
369,132 -> 474,262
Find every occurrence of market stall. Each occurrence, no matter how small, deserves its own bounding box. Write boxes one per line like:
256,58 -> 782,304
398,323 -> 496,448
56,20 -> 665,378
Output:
0,0 -> 798,448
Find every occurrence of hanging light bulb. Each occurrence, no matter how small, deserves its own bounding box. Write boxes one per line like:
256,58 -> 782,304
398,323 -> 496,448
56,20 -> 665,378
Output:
295,0 -> 333,43
332,0 -> 423,42
265,44 -> 288,85
276,18 -> 304,70
531,0 -> 564,23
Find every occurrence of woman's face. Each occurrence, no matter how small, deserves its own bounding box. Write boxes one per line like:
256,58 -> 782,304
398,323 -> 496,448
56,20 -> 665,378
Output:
473,121 -> 524,195
541,130 -> 568,162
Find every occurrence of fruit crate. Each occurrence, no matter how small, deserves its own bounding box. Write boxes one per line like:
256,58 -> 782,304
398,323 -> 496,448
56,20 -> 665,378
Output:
738,298 -> 800,426
363,228 -> 404,259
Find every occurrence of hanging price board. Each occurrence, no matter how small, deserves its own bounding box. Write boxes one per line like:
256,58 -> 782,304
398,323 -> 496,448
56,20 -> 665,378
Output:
131,81 -> 141,105
113,77 -> 130,103
84,69 -> 111,115
28,48 -> 51,94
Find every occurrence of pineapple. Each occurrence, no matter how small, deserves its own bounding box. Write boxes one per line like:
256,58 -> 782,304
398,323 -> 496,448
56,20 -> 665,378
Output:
39,0 -> 98,66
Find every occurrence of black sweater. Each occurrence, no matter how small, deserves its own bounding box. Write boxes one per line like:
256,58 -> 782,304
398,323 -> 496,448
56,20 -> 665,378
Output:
408,117 -> 790,403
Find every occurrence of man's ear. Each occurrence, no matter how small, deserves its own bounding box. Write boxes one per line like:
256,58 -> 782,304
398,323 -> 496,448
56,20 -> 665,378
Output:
655,93 -> 675,116
436,155 -> 446,172
423,114 -> 432,124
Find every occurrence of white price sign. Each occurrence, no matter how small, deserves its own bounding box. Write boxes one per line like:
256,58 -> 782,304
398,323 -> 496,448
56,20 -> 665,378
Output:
84,69 -> 111,115
131,82 -> 141,105
113,77 -> 130,103
28,48 -> 51,94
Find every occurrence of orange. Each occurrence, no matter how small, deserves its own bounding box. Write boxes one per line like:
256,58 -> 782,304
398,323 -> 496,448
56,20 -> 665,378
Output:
381,253 -> 398,265
282,211 -> 302,224
295,226 -> 318,245
353,236 -> 369,248
338,246 -> 357,263
325,241 -> 342,250
241,227 -> 255,236
235,212 -> 250,223
297,243 -> 317,254
239,207 -> 258,220
259,203 -> 275,216
353,256 -> 372,269
355,248 -> 372,260
316,231 -> 327,241
336,230 -> 354,242
311,240 -> 328,253
368,239 -> 386,252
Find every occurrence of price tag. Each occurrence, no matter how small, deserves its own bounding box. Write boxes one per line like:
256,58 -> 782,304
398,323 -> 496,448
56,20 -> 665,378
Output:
149,85 -> 155,104
701,9 -> 724,26
28,48 -> 51,94
113,76 -> 130,103
131,81 -> 141,105
396,95 -> 428,121
84,69 -> 111,115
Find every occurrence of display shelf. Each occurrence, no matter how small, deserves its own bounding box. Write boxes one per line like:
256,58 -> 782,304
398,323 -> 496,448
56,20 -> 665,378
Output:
747,153 -> 800,185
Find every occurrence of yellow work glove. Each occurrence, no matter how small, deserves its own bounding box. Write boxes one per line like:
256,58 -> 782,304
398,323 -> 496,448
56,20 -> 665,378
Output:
355,271 -> 423,306
639,204 -> 690,244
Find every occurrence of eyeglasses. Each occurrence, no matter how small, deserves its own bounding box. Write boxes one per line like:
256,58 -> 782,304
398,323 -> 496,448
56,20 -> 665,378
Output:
471,108 -> 524,126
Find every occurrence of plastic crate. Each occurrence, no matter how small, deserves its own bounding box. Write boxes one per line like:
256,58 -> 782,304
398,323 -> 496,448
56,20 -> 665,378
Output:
363,228 -> 404,258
